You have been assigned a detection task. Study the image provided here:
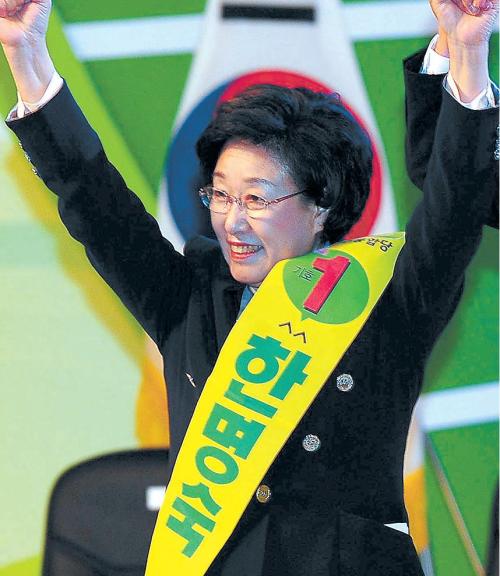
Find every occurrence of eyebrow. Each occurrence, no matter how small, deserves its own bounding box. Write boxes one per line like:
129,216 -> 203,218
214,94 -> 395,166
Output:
212,172 -> 277,188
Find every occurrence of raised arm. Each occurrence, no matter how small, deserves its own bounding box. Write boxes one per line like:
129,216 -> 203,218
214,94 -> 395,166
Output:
1,0 -> 191,347
395,0 -> 498,349
404,0 -> 498,225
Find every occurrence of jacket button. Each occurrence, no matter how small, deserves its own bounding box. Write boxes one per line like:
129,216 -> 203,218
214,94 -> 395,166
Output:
336,373 -> 354,392
255,484 -> 272,503
302,434 -> 321,452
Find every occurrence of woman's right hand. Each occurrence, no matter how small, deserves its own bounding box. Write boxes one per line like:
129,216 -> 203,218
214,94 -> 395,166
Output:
0,0 -> 51,49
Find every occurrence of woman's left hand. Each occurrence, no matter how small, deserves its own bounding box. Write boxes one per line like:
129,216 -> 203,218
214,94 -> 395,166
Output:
430,0 -> 498,46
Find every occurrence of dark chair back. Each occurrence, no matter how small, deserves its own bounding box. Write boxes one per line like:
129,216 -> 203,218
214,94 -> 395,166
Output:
42,449 -> 169,576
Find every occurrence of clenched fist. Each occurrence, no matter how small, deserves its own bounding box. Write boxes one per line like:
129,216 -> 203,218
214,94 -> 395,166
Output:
430,0 -> 498,46
0,0 -> 51,49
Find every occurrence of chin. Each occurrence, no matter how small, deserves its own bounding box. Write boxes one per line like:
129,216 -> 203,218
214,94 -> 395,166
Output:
229,263 -> 267,287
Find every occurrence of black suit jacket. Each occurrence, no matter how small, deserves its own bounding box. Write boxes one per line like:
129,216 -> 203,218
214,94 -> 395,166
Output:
404,48 -> 499,229
6,61 -> 497,575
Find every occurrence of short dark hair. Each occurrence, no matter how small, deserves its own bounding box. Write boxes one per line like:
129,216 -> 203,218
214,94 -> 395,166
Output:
196,84 -> 373,243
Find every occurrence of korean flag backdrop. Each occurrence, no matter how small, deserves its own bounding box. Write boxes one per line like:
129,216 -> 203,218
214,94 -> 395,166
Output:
0,1 -> 497,575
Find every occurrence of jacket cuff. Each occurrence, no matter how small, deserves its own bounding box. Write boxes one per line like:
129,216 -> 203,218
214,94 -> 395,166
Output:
439,85 -> 499,159
437,87 -> 499,228
403,49 -> 444,86
6,81 -> 102,187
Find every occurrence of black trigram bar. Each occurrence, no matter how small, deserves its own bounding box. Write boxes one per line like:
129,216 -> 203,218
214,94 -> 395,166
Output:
222,4 -> 315,21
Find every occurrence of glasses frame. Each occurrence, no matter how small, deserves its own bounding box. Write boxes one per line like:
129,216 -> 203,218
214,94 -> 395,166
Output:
199,185 -> 305,215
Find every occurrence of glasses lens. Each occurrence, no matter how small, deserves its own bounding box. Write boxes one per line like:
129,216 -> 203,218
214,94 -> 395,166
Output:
199,187 -> 269,214
244,195 -> 267,211
199,189 -> 211,209
203,187 -> 230,213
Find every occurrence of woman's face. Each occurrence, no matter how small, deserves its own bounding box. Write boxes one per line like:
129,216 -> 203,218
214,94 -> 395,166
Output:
211,140 -> 325,287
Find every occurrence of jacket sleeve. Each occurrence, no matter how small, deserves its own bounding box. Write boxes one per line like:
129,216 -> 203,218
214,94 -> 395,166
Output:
403,49 -> 499,229
394,85 -> 498,351
403,49 -> 444,191
6,82 -> 191,348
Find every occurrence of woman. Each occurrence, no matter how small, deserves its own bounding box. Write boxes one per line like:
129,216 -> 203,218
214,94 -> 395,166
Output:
1,0 -> 497,574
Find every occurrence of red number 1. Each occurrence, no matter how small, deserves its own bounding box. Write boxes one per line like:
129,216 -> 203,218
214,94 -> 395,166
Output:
303,256 -> 350,314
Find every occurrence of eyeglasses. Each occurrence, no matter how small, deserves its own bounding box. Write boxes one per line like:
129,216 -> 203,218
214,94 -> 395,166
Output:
199,185 -> 305,215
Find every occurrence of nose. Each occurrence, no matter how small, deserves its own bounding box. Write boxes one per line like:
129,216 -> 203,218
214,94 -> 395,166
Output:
224,199 -> 251,235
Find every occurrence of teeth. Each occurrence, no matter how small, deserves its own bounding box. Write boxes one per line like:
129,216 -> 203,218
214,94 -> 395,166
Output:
231,245 -> 261,254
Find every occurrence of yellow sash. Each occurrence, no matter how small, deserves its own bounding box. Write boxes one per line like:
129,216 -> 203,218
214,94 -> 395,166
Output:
146,233 -> 405,575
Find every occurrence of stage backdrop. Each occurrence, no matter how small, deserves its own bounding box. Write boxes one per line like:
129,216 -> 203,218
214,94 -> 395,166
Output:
0,1 -> 498,575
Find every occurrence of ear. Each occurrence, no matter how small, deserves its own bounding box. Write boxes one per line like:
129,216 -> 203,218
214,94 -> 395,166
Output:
313,206 -> 328,235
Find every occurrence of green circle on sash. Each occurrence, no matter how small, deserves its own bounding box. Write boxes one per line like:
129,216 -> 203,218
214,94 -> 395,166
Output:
283,249 -> 370,324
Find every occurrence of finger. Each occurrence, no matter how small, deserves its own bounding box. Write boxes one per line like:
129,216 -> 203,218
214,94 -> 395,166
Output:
463,0 -> 497,14
0,0 -> 10,17
5,0 -> 23,11
0,0 -> 25,17
470,0 -> 487,12
477,0 -> 497,11
451,0 -> 481,14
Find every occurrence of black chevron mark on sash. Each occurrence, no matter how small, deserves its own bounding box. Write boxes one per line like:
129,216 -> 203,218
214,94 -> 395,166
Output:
279,321 -> 293,333
278,322 -> 307,344
293,331 -> 307,344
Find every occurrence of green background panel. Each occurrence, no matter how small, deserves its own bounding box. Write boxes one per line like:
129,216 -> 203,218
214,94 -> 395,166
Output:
56,0 -> 206,22
427,423 -> 499,574
85,54 -> 193,191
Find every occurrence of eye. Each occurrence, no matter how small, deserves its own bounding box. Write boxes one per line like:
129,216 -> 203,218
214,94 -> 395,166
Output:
211,188 -> 229,201
244,194 -> 267,210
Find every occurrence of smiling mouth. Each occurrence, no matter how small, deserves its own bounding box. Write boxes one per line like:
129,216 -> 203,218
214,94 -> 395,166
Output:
228,243 -> 263,259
